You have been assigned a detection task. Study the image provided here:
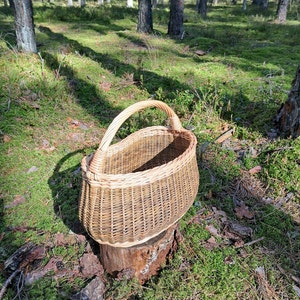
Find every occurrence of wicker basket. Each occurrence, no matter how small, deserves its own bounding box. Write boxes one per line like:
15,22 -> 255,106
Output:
79,100 -> 199,247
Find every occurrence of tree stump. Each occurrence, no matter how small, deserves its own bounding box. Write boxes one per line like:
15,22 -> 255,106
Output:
99,223 -> 181,284
275,64 -> 300,138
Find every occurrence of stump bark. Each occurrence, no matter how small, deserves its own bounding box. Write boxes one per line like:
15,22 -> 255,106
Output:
99,223 -> 181,284
275,65 -> 300,138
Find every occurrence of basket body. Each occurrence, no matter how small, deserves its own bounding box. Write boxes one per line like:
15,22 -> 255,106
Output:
79,101 -> 199,247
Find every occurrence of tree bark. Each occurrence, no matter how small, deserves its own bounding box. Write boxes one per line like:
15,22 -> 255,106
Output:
137,0 -> 153,33
275,65 -> 300,138
252,0 -> 268,8
9,0 -> 14,9
78,0 -> 86,7
168,0 -> 184,37
196,0 -> 207,19
276,0 -> 289,23
13,0 -> 37,53
99,223 -> 181,284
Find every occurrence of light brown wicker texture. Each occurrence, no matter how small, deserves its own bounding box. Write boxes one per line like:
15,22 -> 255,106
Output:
79,100 -> 199,247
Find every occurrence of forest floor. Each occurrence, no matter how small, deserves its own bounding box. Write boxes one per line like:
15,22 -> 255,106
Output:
0,0 -> 300,299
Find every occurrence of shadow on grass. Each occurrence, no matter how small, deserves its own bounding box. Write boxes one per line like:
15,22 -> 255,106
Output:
37,25 -> 191,98
34,4 -> 138,25
48,149 -> 100,252
48,150 -> 82,233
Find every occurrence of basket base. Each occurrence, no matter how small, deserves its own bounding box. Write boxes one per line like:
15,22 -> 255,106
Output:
98,222 -> 182,284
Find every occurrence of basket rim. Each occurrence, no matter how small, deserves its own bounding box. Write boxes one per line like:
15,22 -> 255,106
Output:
82,126 -> 197,183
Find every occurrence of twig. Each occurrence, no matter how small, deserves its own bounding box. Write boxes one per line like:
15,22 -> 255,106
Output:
239,236 -> 264,248
215,128 -> 235,144
12,271 -> 24,300
55,55 -> 66,79
37,52 -> 45,77
0,269 -> 21,300
258,146 -> 294,156
192,87 -> 202,101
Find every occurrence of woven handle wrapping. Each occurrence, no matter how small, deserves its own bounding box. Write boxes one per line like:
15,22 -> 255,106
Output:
89,100 -> 183,174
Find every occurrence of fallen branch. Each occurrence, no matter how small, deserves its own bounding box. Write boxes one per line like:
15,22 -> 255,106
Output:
215,128 -> 235,144
237,236 -> 265,248
0,269 -> 21,300
199,128 -> 235,158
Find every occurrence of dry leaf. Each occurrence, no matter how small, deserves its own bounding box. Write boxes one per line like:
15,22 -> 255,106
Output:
68,133 -> 84,142
249,165 -> 262,175
205,189 -> 213,199
212,207 -> 227,222
195,50 -> 207,56
203,236 -> 219,250
225,221 -> 253,238
4,195 -> 26,209
71,277 -> 106,300
234,239 -> 244,248
182,45 -> 190,54
235,201 -> 254,219
3,135 -> 11,143
27,166 -> 38,174
99,81 -> 112,92
205,224 -> 221,237
38,139 -> 56,152
9,225 -> 32,233
79,253 -> 104,278
224,256 -> 235,265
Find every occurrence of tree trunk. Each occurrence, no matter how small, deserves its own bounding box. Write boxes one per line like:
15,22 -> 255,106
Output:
137,0 -> 153,33
196,0 -> 207,19
275,65 -> 300,138
13,0 -> 37,53
99,223 -> 181,284
78,0 -> 86,7
262,0 -> 268,9
67,0 -> 73,7
276,0 -> 289,23
168,0 -> 184,37
9,0 -> 14,8
252,0 -> 268,8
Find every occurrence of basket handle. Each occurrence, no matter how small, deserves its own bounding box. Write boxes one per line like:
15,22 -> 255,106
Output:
89,100 -> 183,174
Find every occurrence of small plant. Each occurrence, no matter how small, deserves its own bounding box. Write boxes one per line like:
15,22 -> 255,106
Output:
254,139 -> 300,200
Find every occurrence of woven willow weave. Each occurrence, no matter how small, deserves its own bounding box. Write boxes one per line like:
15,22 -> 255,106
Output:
79,100 -> 199,247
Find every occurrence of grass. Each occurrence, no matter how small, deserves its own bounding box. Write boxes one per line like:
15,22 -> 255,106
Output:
0,0 -> 300,298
